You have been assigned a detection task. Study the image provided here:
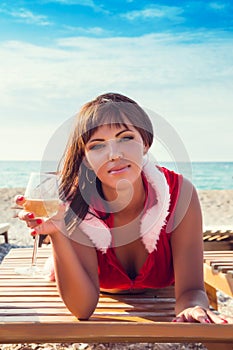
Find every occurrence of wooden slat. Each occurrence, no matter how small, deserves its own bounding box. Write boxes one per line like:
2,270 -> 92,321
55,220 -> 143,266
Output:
204,264 -> 233,297
0,247 -> 232,345
204,251 -> 233,257
0,322 -> 232,344
204,250 -> 233,312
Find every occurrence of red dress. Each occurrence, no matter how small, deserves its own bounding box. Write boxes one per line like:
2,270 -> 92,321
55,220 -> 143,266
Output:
94,167 -> 182,291
48,164 -> 182,288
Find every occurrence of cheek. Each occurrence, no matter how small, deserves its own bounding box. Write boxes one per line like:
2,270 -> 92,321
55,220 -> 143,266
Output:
123,142 -> 144,162
85,152 -> 107,172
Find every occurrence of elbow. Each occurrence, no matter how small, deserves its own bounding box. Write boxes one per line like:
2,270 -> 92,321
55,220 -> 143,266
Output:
66,294 -> 99,321
76,300 -> 98,320
75,308 -> 95,321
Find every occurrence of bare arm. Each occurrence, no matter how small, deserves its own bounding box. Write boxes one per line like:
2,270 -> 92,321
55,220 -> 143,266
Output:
16,197 -> 99,320
50,230 -> 99,320
171,179 -> 231,323
171,178 -> 209,320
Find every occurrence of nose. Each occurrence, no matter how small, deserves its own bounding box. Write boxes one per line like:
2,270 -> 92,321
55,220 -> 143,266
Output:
108,140 -> 123,161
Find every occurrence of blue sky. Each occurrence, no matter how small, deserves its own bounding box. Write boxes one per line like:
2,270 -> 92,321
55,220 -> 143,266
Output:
0,0 -> 232,161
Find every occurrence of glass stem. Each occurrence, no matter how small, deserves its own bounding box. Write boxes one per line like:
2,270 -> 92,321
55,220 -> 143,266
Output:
31,234 -> 39,267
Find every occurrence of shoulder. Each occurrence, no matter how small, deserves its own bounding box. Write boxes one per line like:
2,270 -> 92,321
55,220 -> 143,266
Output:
158,166 -> 183,220
159,166 -> 200,210
157,166 -> 198,205
173,176 -> 202,232
157,167 -> 200,233
158,166 -> 183,191
179,177 -> 200,211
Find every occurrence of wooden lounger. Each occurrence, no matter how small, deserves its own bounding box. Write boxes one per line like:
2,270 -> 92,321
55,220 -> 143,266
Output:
0,223 -> 9,244
0,247 -> 232,346
203,227 -> 233,251
38,227 -> 233,249
204,251 -> 233,311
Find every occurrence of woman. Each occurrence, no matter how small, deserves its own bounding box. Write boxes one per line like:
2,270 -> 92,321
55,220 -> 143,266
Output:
16,92 -> 228,324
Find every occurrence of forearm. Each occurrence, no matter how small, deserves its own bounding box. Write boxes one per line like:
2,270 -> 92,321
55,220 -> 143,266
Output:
175,288 -> 209,315
50,232 -> 99,320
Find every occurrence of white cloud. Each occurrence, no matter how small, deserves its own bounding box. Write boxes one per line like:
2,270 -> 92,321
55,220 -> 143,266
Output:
209,2 -> 227,11
0,32 -> 233,160
45,0 -> 96,5
121,5 -> 184,22
13,8 -> 51,26
63,25 -> 111,36
40,0 -> 108,13
0,5 -> 52,26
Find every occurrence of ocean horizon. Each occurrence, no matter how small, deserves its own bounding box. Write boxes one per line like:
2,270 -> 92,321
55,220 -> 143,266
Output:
0,160 -> 232,190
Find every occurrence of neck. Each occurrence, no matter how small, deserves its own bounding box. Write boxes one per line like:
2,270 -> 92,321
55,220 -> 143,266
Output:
102,175 -> 145,217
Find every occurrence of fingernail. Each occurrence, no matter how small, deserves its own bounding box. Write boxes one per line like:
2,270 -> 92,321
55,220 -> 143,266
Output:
36,219 -> 43,224
205,318 -> 211,323
28,213 -> 35,219
31,230 -> 37,236
220,318 -> 228,324
17,195 -> 24,201
172,319 -> 177,322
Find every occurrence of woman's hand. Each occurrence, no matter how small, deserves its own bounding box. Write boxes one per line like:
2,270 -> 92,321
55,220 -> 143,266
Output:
15,195 -> 67,237
173,306 -> 232,324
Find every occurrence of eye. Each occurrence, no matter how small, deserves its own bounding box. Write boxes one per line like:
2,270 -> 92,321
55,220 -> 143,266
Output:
88,143 -> 105,151
119,135 -> 134,142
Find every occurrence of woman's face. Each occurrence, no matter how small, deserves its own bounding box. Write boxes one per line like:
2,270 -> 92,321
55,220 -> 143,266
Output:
84,123 -> 148,190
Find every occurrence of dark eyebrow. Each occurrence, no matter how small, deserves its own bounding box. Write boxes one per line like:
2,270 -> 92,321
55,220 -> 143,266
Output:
88,138 -> 104,143
116,128 -> 132,137
88,128 -> 132,143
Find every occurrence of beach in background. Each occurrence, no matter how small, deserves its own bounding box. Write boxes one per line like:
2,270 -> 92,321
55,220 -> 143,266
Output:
1,187 -> 233,249
0,160 -> 232,246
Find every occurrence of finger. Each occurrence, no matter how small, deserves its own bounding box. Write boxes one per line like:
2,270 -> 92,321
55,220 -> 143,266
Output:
26,218 -> 44,229
176,307 -> 210,323
15,195 -> 26,206
30,229 -> 38,237
172,314 -> 186,323
31,220 -> 57,236
190,306 -> 211,324
18,210 -> 36,221
222,316 -> 233,324
31,203 -> 67,236
206,309 -> 230,324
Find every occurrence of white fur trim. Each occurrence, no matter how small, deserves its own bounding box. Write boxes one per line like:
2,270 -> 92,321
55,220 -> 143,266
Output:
79,214 -> 111,253
79,161 -> 171,254
140,162 -> 170,253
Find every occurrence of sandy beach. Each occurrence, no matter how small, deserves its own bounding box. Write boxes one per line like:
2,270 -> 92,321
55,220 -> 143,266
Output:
0,188 -> 232,350
1,188 -> 232,248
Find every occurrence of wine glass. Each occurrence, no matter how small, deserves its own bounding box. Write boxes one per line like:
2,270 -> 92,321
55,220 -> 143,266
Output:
15,172 -> 60,276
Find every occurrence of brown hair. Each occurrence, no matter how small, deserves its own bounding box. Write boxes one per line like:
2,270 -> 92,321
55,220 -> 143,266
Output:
59,92 -> 154,227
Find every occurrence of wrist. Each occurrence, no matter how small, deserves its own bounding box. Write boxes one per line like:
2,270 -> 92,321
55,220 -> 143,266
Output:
175,289 -> 209,315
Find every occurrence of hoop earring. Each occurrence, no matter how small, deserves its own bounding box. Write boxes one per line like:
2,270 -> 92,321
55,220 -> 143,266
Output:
86,169 -> 96,184
142,153 -> 149,167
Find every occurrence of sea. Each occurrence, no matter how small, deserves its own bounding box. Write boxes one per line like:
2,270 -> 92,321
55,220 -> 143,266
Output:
0,160 -> 232,190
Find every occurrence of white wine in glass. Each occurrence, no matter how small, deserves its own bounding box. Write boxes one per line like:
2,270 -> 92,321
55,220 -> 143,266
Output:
15,172 -> 60,276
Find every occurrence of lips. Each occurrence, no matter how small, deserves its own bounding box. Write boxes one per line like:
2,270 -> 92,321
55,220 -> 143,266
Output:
108,164 -> 131,175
